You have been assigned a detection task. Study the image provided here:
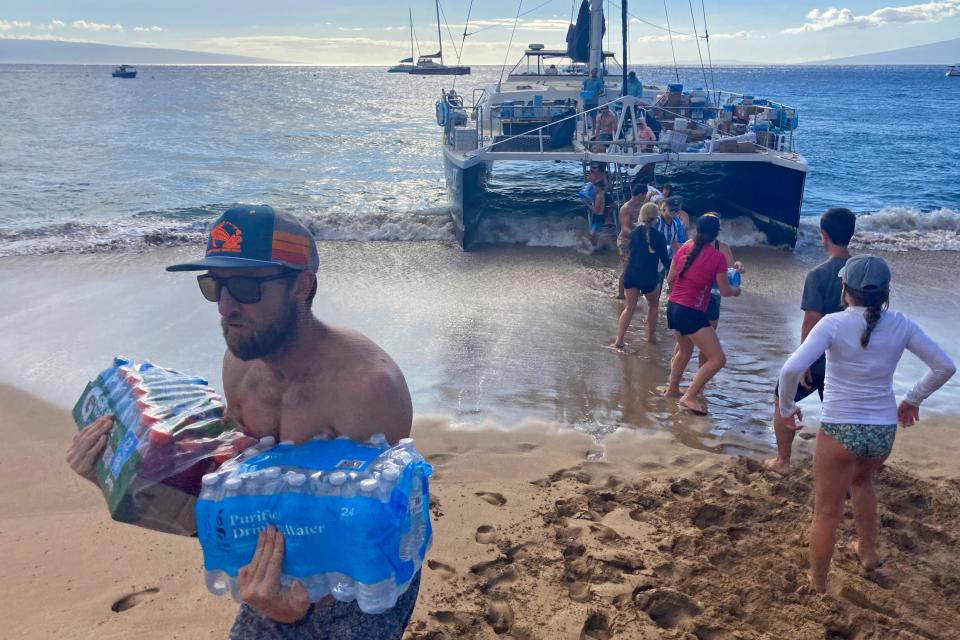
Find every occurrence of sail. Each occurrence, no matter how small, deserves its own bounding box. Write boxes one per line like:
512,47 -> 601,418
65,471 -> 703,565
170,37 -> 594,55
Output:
566,0 -> 602,63
399,57 -> 414,63
421,50 -> 442,58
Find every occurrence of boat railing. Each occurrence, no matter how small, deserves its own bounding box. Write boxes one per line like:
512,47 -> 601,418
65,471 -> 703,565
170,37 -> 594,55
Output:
453,91 -> 798,158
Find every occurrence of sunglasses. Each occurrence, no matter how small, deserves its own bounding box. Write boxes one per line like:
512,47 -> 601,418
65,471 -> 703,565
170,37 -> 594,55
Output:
196,271 -> 297,304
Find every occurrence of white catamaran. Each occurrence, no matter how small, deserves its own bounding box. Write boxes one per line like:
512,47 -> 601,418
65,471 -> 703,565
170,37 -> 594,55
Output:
434,0 -> 806,250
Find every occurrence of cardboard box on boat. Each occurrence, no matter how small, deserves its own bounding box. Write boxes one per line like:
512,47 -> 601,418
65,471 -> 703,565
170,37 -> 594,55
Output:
737,140 -> 755,153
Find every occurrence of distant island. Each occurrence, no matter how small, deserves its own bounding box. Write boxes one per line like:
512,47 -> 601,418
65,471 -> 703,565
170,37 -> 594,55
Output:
0,39 -> 288,65
807,36 -> 960,66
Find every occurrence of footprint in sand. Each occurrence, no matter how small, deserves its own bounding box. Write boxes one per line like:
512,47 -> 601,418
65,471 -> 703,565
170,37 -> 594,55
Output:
426,560 -> 456,581
475,525 -> 498,544
580,611 -> 612,639
111,587 -> 160,613
476,491 -> 507,507
484,599 -> 515,634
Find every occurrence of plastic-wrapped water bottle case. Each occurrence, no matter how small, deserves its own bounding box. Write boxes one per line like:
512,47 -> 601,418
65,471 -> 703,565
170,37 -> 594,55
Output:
196,436 -> 433,614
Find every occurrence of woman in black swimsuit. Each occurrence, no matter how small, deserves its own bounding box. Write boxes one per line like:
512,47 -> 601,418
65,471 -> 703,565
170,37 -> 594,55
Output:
615,202 -> 671,347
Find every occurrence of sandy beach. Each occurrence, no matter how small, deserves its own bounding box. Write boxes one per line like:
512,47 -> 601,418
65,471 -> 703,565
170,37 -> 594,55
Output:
4,384 -> 960,639
2,242 -> 960,638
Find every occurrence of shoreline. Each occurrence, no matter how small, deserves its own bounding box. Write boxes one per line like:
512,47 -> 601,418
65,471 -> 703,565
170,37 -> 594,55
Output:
3,384 -> 959,639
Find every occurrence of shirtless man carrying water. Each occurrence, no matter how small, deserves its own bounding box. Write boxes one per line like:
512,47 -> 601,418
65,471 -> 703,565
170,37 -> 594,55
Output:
67,205 -> 418,639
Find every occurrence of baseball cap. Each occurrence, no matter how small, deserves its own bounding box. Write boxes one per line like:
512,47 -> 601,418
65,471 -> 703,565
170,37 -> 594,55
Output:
666,195 -> 684,211
166,205 -> 319,272
838,254 -> 891,292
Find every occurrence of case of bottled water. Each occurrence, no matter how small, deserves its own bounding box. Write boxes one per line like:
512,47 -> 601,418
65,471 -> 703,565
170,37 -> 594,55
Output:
72,357 -> 250,535
196,436 -> 433,614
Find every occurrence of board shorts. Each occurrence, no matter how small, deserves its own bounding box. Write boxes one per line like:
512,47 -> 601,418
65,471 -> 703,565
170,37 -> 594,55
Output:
229,571 -> 421,640
666,301 -> 710,336
820,423 -> 897,459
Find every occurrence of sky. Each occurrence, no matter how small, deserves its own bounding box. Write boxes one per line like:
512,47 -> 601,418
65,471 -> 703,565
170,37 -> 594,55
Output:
1,0 -> 958,64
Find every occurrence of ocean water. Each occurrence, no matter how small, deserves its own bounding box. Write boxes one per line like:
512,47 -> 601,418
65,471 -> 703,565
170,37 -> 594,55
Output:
0,64 -> 958,255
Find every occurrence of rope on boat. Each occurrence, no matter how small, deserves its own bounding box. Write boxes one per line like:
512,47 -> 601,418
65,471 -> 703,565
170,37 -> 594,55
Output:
687,0 -> 710,98
497,0 -> 526,92
700,0 -> 720,109
663,0 -> 681,83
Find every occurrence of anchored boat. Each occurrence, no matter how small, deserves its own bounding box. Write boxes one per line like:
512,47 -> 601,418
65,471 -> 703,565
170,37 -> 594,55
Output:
408,0 -> 470,75
111,65 -> 137,78
435,0 -> 805,250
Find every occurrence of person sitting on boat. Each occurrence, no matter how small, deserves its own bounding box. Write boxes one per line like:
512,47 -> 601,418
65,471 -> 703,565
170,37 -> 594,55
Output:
546,64 -> 559,75
635,117 -> 656,143
582,68 -> 604,129
593,105 -> 618,151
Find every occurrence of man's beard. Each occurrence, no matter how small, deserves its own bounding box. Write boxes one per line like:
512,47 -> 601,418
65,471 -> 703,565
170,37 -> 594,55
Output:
222,306 -> 298,361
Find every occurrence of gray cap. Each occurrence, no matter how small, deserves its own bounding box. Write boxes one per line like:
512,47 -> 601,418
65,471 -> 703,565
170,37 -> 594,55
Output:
838,254 -> 891,292
666,195 -> 683,211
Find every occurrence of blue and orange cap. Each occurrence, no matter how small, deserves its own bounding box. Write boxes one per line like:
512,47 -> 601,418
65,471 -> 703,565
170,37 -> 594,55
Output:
166,205 -> 319,272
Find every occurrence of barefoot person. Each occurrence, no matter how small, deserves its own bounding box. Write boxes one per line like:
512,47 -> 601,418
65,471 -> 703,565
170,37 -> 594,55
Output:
66,205 -> 419,639
695,212 -> 745,367
777,255 -> 955,593
616,183 -> 646,299
615,202 -> 671,347
665,215 -> 741,414
764,207 -> 855,476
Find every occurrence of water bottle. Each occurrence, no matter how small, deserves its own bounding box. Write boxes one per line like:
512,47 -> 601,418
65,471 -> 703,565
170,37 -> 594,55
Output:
257,436 -> 276,450
327,471 -> 348,497
399,467 -> 425,562
329,572 -> 357,602
358,477 -> 379,499
357,578 -> 398,614
377,466 -> 400,502
727,267 -> 741,287
199,472 -> 220,501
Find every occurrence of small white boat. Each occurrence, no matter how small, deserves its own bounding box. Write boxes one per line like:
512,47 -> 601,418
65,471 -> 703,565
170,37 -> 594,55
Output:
947,65 -> 960,77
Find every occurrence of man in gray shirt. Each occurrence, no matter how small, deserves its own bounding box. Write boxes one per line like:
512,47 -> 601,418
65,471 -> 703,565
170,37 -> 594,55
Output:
764,207 -> 856,476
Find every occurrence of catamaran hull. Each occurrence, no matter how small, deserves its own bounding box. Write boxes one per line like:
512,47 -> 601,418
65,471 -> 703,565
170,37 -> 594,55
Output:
657,159 -> 806,247
444,154 -> 805,250
411,67 -> 471,76
443,155 -> 489,249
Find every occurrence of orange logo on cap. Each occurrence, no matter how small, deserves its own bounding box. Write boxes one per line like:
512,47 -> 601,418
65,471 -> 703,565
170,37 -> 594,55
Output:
208,221 -> 242,254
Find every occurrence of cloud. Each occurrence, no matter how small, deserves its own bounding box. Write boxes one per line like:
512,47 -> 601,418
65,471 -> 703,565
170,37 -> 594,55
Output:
0,19 -> 32,30
635,31 -> 750,43
134,25 -> 165,33
71,19 -> 123,32
783,1 -> 960,33
447,18 -> 570,33
40,19 -> 65,31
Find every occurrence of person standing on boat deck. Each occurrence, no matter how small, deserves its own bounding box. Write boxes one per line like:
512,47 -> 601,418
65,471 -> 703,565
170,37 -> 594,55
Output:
546,64 -> 559,75
776,255 -> 955,593
582,68 -> 604,130
66,206 -> 420,640
615,202 -> 671,347
625,71 -> 644,99
616,183 -> 646,299
764,207 -> 856,477
594,105 -> 617,151
665,215 -> 741,414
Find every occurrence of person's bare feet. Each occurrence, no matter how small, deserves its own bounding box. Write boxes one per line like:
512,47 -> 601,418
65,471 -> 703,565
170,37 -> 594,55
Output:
762,457 -> 791,477
613,341 -> 625,349
678,395 -> 707,415
807,570 -> 827,594
616,293 -> 625,300
851,540 -> 883,571
646,333 -> 657,344
664,386 -> 682,398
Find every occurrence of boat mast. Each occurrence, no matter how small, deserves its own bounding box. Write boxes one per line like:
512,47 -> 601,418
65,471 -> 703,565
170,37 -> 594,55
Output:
588,0 -> 603,73
621,0 -> 628,94
409,8 -> 415,64
435,0 -> 443,66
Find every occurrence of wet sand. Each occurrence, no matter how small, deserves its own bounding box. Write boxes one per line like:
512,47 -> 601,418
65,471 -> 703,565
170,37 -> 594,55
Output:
3,385 -> 960,639
1,242 -> 959,638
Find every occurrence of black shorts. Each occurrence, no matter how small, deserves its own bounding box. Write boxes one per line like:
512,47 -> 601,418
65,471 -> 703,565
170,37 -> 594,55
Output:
666,301 -> 710,336
706,293 -> 721,322
775,355 -> 826,402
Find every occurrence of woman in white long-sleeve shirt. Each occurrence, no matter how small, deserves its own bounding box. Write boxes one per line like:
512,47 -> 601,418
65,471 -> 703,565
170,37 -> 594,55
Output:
777,255 -> 955,593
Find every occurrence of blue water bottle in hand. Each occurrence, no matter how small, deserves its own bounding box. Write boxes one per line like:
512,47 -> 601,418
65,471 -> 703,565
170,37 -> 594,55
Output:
727,267 -> 741,287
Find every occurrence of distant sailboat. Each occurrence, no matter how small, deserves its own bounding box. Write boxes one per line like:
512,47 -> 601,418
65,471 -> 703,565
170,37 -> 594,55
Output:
408,0 -> 470,75
388,9 -> 417,73
947,65 -> 960,77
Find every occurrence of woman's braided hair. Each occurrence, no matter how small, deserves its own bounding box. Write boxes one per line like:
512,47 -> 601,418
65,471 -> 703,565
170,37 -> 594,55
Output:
843,285 -> 889,347
679,215 -> 720,279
